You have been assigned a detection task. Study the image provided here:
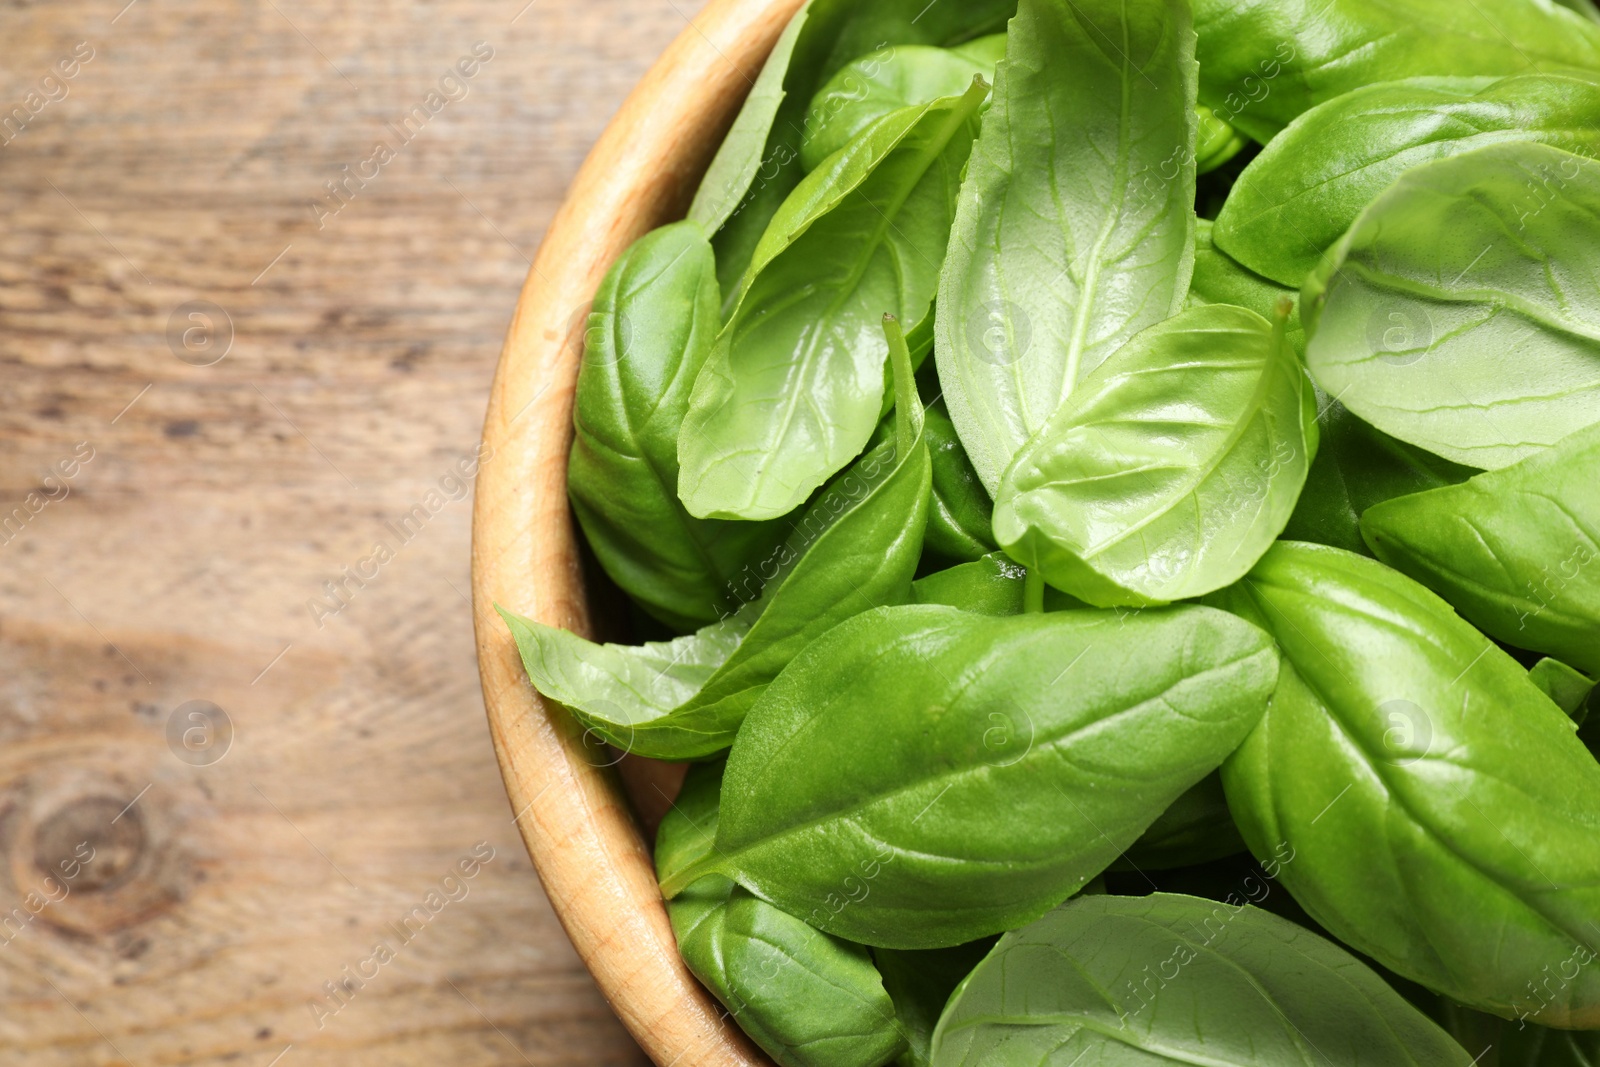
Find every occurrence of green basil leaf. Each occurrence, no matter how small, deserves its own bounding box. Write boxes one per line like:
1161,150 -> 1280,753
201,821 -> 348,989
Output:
656,759 -> 723,886
498,605 -> 751,755
689,612 -> 1237,883
657,763 -> 907,1067
922,400 -> 995,563
1187,219 -> 1305,355
930,893 -> 1475,1067
994,303 -> 1316,607
695,0 -> 1017,298
1113,772 -> 1246,872
1216,74 -> 1600,287
1530,658 -> 1596,723
936,0 -> 1198,493
664,603 -> 1277,948
680,84 -> 986,521
909,554 -> 1026,617
503,367 -> 930,760
1194,104 -> 1247,175
1212,541 -> 1600,1026
873,942 -> 993,1067
567,221 -> 783,630
1192,0 -> 1600,143
1302,142 -> 1600,470
1281,399 -> 1477,557
1361,421 -> 1600,676
800,38 -> 1005,172
802,39 -> 1234,187
689,2 -> 813,239
670,441 -> 930,737
1556,0 -> 1600,24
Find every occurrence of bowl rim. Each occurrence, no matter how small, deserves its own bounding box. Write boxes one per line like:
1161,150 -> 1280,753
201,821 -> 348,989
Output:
469,1 -> 802,1063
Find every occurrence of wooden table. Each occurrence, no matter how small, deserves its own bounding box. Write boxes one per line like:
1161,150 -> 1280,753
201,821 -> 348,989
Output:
0,0 -> 682,1061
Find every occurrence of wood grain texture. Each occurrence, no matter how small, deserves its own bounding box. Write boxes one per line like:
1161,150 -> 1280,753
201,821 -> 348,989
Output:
471,0 -> 798,1064
0,0 -> 715,1062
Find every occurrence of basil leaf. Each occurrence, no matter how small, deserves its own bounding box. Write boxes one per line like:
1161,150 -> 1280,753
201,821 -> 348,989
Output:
657,763 -> 907,1067
930,893 -> 1474,1067
1192,0 -> 1600,143
1114,772 -> 1246,872
1361,421 -> 1600,676
1194,104 -> 1246,174
695,0 -> 1017,298
1303,142 -> 1600,471
498,606 -> 751,755
1556,0 -> 1600,24
909,554 -> 1026,617
689,2 -> 813,238
503,339 -> 930,759
680,84 -> 985,521
1187,219 -> 1305,355
923,400 -> 995,564
994,303 -> 1316,607
1212,541 -> 1600,1026
800,38 -> 1005,172
664,603 -> 1277,948
670,433 -> 929,737
873,942 -> 993,1067
1530,658 -> 1596,723
567,221 -> 782,630
1282,399 -> 1477,557
656,760 -> 723,885
915,566 -> 1248,876
936,0 -> 1198,493
1216,74 -> 1600,287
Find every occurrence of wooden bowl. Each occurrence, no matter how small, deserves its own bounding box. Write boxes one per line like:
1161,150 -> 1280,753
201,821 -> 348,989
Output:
470,1 -> 802,1063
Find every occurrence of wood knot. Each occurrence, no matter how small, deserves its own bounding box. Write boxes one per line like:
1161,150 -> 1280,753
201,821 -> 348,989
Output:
33,797 -> 143,894
0,764 -> 187,937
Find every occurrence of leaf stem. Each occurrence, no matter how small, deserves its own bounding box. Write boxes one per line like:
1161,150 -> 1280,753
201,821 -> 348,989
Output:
1024,566 -> 1045,614
659,855 -> 719,899
1272,295 -> 1294,353
884,313 -> 917,462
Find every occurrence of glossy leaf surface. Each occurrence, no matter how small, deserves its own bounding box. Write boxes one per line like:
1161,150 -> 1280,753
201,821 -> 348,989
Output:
1213,541 -> 1600,1026
567,221 -> 782,630
923,400 -> 995,563
1216,74 -> 1600,287
800,37 -> 1005,172
689,2 -> 813,238
995,303 -> 1316,607
1362,421 -> 1600,676
1302,142 -> 1600,470
506,376 -> 929,759
931,893 -> 1474,1066
909,554 -> 1026,617
680,84 -> 984,521
1192,0 -> 1600,142
908,554 -> 1086,617
1530,658 -> 1595,722
695,0 -> 1016,297
657,763 -> 906,1067
667,603 -> 1277,948
1194,104 -> 1246,174
936,0 -> 1198,492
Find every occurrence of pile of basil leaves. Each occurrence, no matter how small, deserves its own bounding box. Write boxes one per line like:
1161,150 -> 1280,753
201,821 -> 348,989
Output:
501,0 -> 1600,1062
